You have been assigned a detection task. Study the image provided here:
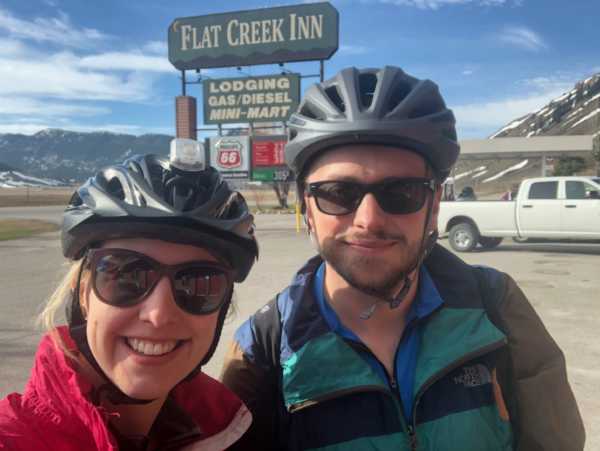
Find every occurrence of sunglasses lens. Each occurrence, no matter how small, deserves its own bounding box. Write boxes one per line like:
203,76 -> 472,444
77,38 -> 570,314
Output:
310,179 -> 430,215
377,181 -> 428,214
173,267 -> 229,314
313,182 -> 363,215
94,253 -> 158,306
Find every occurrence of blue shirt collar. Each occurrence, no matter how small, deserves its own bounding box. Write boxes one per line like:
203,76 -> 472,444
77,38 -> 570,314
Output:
314,262 -> 444,336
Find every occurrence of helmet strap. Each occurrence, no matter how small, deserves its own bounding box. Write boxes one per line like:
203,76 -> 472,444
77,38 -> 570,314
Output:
67,256 -> 155,406
358,184 -> 438,320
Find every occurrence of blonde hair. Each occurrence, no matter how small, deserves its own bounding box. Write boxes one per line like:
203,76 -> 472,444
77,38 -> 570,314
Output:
36,261 -> 84,356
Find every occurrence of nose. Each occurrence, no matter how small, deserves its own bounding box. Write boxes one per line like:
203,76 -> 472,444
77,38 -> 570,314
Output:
352,192 -> 387,231
138,277 -> 180,327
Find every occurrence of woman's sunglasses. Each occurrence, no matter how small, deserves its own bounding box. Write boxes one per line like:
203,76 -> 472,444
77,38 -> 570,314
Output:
85,248 -> 233,315
307,178 -> 436,216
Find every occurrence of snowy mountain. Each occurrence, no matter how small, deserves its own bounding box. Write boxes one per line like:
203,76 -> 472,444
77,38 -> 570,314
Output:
0,129 -> 172,182
491,73 -> 600,138
0,170 -> 66,188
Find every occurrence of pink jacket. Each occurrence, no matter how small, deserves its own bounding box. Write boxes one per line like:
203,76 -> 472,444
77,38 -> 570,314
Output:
0,327 -> 251,450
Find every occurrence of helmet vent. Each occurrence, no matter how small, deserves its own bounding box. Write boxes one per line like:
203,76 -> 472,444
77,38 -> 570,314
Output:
300,104 -> 319,120
386,80 -> 413,114
106,177 -> 126,201
69,191 -> 83,207
407,97 -> 445,119
359,73 -> 378,109
442,127 -> 458,141
325,86 -> 345,112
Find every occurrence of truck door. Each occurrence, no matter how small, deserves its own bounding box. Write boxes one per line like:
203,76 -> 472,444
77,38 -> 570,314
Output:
518,180 -> 562,237
561,180 -> 600,238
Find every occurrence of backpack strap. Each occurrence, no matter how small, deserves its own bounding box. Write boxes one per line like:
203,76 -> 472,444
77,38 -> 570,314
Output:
251,295 -> 283,372
472,265 -> 509,334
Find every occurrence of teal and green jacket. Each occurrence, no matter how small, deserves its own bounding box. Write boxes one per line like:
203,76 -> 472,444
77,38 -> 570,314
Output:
221,244 -> 585,451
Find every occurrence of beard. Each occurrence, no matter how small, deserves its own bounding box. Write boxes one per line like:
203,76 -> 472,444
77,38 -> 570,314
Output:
315,229 -> 422,301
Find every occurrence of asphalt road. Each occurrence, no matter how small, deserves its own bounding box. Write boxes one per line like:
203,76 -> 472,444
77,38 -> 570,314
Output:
0,209 -> 598,449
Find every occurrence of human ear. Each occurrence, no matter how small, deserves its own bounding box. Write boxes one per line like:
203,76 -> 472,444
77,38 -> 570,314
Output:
429,187 -> 443,231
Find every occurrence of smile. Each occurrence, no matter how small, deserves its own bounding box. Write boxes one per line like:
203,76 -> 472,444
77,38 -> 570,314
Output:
125,337 -> 182,356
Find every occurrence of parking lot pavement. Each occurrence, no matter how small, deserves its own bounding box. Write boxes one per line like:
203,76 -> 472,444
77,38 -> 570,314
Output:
0,214 -> 598,449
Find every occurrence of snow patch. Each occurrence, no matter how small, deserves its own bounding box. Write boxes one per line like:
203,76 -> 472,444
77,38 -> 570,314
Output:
482,160 -> 529,183
453,166 -> 486,180
490,115 -> 531,138
472,170 -> 488,179
570,108 -> 600,129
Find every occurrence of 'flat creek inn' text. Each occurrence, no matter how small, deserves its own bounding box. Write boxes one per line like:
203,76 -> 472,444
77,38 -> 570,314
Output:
179,14 -> 324,50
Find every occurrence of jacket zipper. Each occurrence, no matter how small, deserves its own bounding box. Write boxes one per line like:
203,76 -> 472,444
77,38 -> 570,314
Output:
347,340 -> 418,448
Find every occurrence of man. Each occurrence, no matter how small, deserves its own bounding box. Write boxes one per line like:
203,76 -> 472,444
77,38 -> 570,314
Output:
221,66 -> 585,450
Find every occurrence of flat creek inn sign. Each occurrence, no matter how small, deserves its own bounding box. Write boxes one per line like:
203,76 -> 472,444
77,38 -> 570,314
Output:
203,74 -> 300,124
168,3 -> 338,70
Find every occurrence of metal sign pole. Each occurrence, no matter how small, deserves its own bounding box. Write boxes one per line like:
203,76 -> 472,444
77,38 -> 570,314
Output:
320,60 -> 324,82
181,71 -> 187,96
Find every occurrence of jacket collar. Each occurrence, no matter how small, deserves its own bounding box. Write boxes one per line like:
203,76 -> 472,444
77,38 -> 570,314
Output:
279,245 -> 506,410
23,327 -> 249,450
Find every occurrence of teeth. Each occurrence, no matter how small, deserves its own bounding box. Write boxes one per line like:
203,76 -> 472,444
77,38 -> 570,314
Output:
126,337 -> 178,356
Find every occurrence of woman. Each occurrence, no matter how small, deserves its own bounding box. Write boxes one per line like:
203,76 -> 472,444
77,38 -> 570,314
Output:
0,152 -> 259,450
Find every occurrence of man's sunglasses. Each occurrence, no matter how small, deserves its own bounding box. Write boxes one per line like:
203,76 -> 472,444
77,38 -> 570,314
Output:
85,248 -> 233,315
307,178 -> 436,216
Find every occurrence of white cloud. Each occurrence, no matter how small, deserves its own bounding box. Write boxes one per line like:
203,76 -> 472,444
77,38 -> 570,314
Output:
0,97 -> 109,117
0,51 -> 156,101
462,69 -> 474,76
143,41 -> 168,55
0,7 -> 108,48
78,52 -> 175,73
453,79 -> 570,137
377,0 -> 516,9
0,38 -> 30,56
339,44 -> 370,55
497,26 -> 547,51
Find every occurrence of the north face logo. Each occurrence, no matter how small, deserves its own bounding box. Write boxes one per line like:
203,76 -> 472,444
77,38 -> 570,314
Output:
453,364 -> 492,388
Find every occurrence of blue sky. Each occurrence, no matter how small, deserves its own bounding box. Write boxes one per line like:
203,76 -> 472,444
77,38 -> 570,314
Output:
0,0 -> 599,138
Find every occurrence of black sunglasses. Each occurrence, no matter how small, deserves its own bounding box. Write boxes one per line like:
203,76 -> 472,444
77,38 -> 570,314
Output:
307,178 -> 436,216
85,248 -> 233,315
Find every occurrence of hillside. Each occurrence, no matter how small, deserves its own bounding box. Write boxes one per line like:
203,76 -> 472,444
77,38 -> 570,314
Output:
453,72 -> 600,197
491,73 -> 600,138
0,129 -> 172,182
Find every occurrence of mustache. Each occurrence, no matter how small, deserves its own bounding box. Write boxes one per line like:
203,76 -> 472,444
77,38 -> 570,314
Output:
336,231 -> 408,244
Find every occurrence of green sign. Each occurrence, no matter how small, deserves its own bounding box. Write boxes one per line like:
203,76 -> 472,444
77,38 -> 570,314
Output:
252,166 -> 294,182
168,3 -> 338,70
203,74 -> 300,124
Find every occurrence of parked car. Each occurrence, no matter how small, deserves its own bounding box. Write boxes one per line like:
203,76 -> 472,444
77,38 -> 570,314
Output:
438,176 -> 600,252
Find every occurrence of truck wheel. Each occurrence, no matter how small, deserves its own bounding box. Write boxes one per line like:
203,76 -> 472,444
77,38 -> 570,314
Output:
479,237 -> 503,249
449,223 -> 479,252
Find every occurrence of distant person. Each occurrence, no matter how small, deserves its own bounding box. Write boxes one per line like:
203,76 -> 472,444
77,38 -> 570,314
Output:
457,185 -> 477,200
0,152 -> 259,449
501,183 -> 520,200
220,66 -> 585,450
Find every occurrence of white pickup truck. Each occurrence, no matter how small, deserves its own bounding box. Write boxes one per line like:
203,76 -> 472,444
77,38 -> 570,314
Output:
438,176 -> 600,252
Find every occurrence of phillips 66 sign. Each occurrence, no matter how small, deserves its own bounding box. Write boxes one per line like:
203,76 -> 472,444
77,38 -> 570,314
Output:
209,135 -> 250,179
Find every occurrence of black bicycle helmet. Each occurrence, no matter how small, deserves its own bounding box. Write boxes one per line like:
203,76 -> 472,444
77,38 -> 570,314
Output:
62,153 -> 257,282
285,66 -> 460,181
62,152 -> 258,405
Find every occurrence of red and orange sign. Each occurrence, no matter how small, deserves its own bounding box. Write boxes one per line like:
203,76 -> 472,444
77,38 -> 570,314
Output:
252,139 -> 286,167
